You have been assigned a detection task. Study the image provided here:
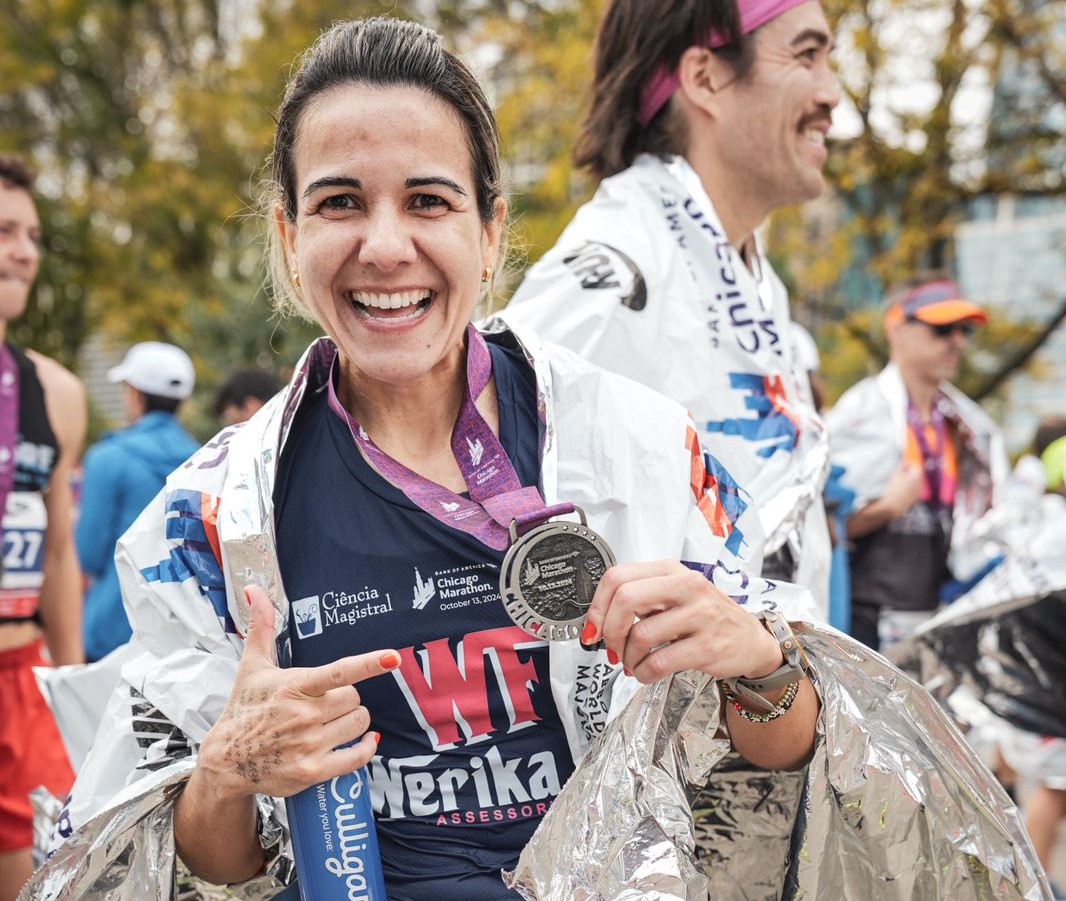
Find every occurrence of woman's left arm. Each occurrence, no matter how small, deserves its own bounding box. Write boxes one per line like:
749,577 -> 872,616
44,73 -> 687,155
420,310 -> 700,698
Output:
583,561 -> 819,771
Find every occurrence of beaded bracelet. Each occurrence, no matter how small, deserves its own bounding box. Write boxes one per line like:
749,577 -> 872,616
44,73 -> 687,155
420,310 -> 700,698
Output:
723,679 -> 800,724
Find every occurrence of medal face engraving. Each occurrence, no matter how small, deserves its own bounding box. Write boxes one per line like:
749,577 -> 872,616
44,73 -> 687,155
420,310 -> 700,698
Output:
500,517 -> 616,641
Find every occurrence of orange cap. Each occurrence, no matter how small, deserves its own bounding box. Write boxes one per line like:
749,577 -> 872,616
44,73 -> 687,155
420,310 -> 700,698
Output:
885,279 -> 988,328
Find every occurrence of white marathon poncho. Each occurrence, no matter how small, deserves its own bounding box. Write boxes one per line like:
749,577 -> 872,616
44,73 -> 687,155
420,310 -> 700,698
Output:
502,154 -> 831,613
24,324 -> 1047,901
826,362 -> 1008,581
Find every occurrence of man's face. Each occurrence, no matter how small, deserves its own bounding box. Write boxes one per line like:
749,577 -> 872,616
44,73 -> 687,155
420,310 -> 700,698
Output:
710,1 -> 840,212
221,397 -> 265,426
889,318 -> 976,385
0,184 -> 41,324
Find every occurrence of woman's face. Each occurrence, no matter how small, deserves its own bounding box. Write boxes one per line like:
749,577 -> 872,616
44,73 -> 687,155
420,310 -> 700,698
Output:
278,84 -> 505,388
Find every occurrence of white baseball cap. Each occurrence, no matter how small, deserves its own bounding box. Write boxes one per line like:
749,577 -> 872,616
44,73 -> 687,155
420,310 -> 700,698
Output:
107,342 -> 195,400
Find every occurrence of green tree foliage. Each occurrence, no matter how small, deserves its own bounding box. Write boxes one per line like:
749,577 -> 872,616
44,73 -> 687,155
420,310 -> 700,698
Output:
767,0 -> 1065,402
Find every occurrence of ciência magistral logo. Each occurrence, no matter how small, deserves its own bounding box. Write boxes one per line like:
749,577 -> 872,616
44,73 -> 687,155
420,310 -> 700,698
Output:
292,595 -> 322,638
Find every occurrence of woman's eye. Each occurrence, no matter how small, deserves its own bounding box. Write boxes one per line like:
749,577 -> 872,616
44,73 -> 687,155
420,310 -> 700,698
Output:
318,195 -> 357,213
798,47 -> 819,63
411,194 -> 449,212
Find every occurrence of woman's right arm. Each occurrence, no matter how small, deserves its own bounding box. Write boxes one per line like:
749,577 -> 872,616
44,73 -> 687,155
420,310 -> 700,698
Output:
174,586 -> 399,885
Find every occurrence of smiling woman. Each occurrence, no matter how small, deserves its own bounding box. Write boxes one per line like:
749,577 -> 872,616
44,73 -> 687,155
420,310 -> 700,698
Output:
26,16 -> 822,901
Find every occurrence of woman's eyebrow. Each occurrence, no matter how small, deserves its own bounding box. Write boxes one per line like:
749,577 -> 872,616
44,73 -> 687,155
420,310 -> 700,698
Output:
302,176 -> 361,198
406,176 -> 466,195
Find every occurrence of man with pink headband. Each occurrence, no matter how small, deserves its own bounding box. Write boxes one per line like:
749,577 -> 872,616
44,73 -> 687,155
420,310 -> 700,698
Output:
503,0 -> 840,613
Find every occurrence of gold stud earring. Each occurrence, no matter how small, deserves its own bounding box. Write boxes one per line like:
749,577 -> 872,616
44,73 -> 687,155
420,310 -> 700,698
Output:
291,269 -> 301,288
481,266 -> 493,283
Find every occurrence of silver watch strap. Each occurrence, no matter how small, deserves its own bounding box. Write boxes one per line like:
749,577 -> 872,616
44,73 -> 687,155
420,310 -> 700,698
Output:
722,609 -> 805,712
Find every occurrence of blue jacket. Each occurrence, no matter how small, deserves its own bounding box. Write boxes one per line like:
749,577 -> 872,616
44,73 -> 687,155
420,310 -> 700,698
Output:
77,412 -> 200,660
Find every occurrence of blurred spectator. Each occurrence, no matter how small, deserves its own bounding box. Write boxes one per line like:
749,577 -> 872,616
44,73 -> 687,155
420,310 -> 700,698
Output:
76,342 -> 198,662
1035,417 -> 1066,496
0,153 -> 87,901
827,277 -> 1003,652
212,367 -> 281,425
1001,419 -> 1066,893
792,322 -> 827,413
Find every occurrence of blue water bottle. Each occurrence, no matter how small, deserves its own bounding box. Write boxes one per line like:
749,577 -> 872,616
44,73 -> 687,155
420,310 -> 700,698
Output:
287,765 -> 387,900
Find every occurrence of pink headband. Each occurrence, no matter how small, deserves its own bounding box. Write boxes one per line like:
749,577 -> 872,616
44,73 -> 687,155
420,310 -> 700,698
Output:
638,0 -> 813,127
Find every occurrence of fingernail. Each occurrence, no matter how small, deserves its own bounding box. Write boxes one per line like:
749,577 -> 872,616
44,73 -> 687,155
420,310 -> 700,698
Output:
623,667 -> 632,678
379,651 -> 400,670
372,732 -> 381,744
580,622 -> 598,646
244,587 -> 253,606
607,649 -> 620,667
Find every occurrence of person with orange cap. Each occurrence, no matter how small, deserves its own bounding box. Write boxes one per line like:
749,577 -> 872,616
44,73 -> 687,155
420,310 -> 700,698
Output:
827,276 -> 1008,652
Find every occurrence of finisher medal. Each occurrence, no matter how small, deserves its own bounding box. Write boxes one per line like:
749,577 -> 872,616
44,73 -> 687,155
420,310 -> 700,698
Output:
500,506 -> 616,641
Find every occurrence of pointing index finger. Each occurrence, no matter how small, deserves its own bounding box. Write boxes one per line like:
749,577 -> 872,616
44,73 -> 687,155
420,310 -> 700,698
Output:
297,649 -> 401,697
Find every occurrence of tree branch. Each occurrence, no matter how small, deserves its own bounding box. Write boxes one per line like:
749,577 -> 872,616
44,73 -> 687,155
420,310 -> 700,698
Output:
973,297 -> 1066,401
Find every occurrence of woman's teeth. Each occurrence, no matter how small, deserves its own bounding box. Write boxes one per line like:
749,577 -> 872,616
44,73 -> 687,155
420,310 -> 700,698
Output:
350,289 -> 430,310
348,290 -> 432,319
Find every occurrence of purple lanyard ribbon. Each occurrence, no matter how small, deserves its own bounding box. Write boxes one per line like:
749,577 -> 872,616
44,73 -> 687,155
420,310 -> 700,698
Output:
0,345 -> 20,551
906,398 -> 947,510
327,326 -> 570,550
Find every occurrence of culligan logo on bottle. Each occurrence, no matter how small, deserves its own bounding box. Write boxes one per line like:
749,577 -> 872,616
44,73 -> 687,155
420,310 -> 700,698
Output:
289,766 -> 387,901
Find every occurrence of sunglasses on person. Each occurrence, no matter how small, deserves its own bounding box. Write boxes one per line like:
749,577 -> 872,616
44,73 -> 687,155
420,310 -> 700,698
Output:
907,317 -> 978,339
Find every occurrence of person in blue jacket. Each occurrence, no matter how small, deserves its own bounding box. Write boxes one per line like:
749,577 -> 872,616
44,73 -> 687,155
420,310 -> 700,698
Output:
77,342 -> 200,661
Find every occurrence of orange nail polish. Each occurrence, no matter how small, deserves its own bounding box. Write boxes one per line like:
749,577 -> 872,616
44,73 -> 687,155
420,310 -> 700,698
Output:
372,732 -> 381,744
607,649 -> 620,666
580,622 -> 598,645
379,651 -> 400,670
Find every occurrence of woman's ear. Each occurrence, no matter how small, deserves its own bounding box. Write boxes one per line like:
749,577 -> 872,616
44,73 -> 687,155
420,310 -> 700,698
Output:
482,196 -> 508,270
275,206 -> 297,272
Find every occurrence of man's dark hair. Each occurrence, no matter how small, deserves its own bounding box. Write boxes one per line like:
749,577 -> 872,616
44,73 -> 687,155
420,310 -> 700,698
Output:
0,154 -> 36,192
213,368 -> 282,417
574,0 -> 752,181
142,393 -> 183,415
1034,417 -> 1066,457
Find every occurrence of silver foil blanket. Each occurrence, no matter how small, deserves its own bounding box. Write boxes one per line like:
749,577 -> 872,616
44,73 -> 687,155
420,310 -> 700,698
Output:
19,763 -> 288,901
899,592 -> 1066,740
506,625 -> 1050,900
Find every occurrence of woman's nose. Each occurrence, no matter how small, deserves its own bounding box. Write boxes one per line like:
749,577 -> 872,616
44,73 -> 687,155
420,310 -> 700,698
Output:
357,208 -> 417,271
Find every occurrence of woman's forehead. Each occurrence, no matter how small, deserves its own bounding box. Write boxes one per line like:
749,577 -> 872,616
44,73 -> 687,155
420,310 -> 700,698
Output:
293,84 -> 471,183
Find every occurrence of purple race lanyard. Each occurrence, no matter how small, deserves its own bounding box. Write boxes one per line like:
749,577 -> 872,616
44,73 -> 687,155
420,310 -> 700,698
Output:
0,345 -> 20,547
907,398 -> 947,510
326,326 -> 570,550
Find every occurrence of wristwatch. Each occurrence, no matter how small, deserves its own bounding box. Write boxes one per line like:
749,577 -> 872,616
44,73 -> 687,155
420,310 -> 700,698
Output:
723,608 -> 806,714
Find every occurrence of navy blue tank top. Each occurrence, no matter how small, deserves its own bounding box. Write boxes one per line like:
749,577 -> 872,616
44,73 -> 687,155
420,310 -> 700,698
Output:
274,341 -> 575,900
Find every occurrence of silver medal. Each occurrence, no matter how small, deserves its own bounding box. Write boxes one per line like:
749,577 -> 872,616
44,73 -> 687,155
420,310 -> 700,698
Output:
499,506 -> 616,641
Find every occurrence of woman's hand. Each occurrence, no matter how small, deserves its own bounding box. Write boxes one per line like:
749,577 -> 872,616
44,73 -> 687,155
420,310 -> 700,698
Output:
582,561 -> 784,684
197,585 -> 399,802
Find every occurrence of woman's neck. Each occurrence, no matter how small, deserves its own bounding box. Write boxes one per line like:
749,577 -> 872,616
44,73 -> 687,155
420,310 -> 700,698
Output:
336,346 -> 499,492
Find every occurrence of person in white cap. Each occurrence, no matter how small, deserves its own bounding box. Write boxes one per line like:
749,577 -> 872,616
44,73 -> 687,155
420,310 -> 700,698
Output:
76,341 -> 199,661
